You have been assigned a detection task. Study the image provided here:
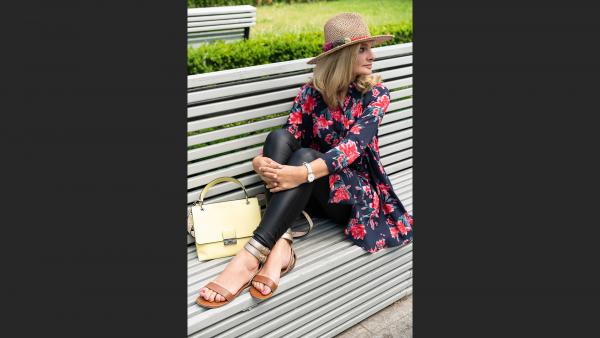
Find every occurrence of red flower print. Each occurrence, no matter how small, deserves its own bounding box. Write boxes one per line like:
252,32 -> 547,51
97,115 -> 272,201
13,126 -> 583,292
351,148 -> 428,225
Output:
368,247 -> 378,253
343,96 -> 351,108
329,173 -> 340,189
289,111 -> 302,125
363,183 -> 371,196
404,212 -> 414,226
377,183 -> 390,194
338,141 -> 360,163
349,124 -> 362,135
373,94 -> 390,111
351,102 -> 362,119
286,125 -> 300,140
371,87 -> 380,97
303,95 -> 316,113
332,186 -> 350,203
389,226 -> 399,240
331,109 -> 343,122
382,202 -> 395,214
375,238 -> 385,249
312,122 -> 319,137
396,219 -> 409,236
342,117 -> 353,129
349,222 -> 366,240
369,193 -> 379,211
316,115 -> 332,129
373,137 -> 380,152
325,133 -> 333,145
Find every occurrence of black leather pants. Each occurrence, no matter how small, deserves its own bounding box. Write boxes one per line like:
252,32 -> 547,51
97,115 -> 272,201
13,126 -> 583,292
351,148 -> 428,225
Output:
251,129 -> 352,249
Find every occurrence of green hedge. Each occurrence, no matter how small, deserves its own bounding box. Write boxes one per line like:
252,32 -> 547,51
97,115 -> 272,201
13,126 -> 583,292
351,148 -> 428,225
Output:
188,23 -> 412,75
187,0 -> 328,7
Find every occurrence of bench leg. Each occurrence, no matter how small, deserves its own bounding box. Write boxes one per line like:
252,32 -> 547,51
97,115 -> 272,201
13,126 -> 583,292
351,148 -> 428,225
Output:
244,27 -> 250,40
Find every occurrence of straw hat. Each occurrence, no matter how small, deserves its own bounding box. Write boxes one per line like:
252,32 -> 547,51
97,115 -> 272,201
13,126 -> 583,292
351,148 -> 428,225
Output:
307,12 -> 394,65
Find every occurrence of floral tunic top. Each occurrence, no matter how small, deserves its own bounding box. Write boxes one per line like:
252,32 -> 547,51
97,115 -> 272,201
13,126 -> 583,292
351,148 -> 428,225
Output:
281,81 -> 414,253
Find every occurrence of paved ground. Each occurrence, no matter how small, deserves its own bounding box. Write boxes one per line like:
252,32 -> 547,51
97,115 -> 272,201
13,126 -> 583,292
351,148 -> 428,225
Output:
334,294 -> 412,338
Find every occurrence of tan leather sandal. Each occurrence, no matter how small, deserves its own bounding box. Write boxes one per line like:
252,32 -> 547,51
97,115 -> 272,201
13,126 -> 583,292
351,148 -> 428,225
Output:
249,228 -> 297,300
196,237 -> 271,309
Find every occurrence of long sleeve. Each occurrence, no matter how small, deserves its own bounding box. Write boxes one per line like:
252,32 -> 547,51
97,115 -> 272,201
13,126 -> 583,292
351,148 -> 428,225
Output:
281,86 -> 306,142
320,83 -> 390,174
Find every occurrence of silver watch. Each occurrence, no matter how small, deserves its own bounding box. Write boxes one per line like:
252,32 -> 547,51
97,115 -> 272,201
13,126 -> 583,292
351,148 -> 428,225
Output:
302,162 -> 315,183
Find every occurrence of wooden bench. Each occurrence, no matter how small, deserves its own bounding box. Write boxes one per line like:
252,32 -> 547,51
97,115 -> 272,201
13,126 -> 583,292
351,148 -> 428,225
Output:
188,5 -> 256,47
187,42 -> 413,337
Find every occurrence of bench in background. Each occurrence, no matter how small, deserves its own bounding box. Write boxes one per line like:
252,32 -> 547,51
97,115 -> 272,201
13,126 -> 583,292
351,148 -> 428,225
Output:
188,5 -> 256,47
187,42 -> 413,337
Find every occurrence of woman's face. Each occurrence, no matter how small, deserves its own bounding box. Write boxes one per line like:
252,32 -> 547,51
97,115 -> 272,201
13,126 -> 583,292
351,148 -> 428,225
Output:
353,42 -> 375,77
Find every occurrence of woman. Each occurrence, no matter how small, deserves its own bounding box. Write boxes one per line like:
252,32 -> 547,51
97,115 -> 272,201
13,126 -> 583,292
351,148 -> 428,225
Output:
197,12 -> 413,308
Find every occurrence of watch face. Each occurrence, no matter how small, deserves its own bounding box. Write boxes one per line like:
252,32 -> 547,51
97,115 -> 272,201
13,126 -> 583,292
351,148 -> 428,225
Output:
308,174 -> 315,182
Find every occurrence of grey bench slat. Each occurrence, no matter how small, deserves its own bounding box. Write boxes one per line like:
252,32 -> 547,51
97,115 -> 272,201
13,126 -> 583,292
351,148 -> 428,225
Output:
188,87 -> 299,119
188,82 -> 411,137
385,158 -> 412,174
188,23 -> 256,33
188,13 -> 255,22
190,73 -> 311,103
188,105 -> 409,147
188,5 -> 256,16
188,115 -> 287,145
188,157 -> 412,206
187,141 -> 412,202
255,271 -> 412,338
187,43 -> 412,88
188,102 -> 291,133
187,127 -> 411,178
300,283 -> 413,338
187,140 -> 412,201
189,114 -> 409,161
188,241 -> 412,336
188,18 -> 255,28
378,128 -> 412,149
189,57 -> 411,104
381,138 -> 412,158
188,146 -> 260,176
188,131 -> 267,161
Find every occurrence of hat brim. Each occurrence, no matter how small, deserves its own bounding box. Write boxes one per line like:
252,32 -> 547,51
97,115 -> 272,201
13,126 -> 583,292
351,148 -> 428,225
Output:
307,35 -> 394,65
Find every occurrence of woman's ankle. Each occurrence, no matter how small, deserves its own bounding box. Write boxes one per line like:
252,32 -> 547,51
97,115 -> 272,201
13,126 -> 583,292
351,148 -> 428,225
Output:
238,247 -> 261,270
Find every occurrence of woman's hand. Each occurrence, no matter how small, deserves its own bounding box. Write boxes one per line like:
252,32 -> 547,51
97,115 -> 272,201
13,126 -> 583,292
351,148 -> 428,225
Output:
253,156 -> 283,186
259,164 -> 307,193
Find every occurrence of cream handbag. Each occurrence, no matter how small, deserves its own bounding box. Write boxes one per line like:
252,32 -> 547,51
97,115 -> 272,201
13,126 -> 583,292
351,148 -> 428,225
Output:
187,177 -> 262,261
187,176 -> 316,261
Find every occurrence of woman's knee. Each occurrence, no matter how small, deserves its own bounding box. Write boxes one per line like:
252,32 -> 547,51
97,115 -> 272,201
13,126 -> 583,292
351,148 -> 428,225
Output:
288,148 -> 321,166
265,129 -> 296,146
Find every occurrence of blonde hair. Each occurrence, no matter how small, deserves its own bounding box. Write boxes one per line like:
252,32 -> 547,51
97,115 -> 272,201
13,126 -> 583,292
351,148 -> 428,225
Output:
309,43 -> 382,110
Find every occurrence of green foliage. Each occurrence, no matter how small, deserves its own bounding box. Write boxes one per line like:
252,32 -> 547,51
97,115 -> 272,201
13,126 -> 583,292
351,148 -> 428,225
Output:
188,23 -> 412,75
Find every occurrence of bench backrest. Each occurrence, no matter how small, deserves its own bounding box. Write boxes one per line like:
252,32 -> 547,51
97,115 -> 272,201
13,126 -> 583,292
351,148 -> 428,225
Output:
187,42 -> 413,215
188,5 -> 256,45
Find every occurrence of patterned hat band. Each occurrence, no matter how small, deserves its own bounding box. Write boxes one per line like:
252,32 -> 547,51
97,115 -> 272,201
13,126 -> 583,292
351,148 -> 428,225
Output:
322,35 -> 370,52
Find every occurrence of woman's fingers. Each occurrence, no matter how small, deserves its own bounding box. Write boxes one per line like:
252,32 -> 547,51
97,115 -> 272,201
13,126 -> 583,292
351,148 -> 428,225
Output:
259,167 -> 279,178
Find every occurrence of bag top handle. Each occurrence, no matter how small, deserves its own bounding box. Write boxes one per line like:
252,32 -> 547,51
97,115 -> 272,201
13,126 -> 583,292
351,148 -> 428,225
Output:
196,176 -> 250,209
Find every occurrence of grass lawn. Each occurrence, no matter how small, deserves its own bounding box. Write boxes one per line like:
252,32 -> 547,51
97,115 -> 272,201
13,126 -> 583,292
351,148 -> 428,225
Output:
253,0 -> 412,36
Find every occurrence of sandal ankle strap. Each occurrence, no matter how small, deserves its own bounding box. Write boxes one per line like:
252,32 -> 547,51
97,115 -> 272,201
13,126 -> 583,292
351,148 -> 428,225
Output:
244,238 -> 271,264
281,228 -> 294,243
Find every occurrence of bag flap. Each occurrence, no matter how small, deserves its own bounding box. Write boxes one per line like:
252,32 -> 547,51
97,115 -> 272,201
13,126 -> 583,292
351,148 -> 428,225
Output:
192,197 -> 261,245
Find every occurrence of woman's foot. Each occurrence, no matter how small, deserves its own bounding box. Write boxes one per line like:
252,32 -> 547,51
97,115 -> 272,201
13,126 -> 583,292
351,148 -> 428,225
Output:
251,237 -> 293,295
199,248 -> 261,302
